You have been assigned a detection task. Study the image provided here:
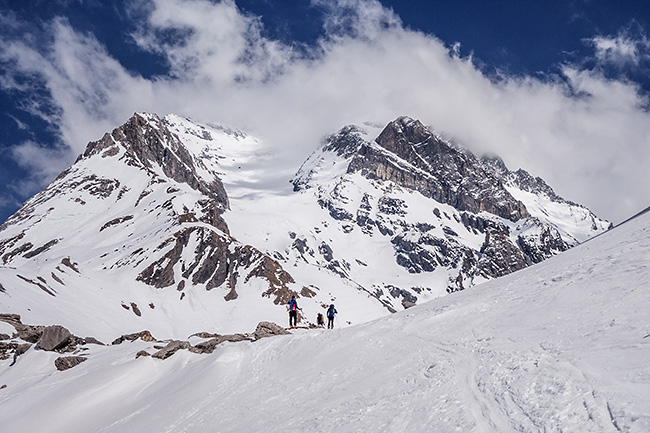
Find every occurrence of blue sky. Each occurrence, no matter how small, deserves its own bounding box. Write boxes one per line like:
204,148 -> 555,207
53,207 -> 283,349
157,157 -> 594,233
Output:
1,0 -> 650,225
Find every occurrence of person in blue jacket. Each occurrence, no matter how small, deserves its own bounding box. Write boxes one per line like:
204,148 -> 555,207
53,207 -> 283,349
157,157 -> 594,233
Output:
288,295 -> 299,328
326,304 -> 338,329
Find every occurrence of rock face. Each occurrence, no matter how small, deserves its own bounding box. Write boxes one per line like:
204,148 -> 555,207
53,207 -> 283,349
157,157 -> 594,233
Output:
136,228 -> 295,301
478,229 -> 531,278
349,117 -> 528,222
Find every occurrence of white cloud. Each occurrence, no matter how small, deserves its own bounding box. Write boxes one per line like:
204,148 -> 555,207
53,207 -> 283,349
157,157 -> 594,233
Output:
6,114 -> 29,130
129,0 -> 295,83
590,25 -> 650,69
9,140 -> 76,197
1,0 -> 650,223
592,34 -> 640,67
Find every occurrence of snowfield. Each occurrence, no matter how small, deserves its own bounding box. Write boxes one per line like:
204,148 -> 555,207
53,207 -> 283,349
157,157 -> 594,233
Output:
0,201 -> 648,432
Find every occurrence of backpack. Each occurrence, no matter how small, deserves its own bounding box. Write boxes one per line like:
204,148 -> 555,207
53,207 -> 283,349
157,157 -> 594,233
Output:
327,305 -> 336,317
289,299 -> 297,311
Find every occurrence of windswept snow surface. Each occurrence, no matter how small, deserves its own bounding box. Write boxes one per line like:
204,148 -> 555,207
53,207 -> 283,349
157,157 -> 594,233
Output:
1,206 -> 649,431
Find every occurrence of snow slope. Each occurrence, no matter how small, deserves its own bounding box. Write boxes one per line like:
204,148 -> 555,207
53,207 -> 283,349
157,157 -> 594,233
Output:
1,206 -> 647,432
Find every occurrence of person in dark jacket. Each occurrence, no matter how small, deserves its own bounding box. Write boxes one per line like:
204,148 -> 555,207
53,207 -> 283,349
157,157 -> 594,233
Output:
288,295 -> 299,328
326,304 -> 338,329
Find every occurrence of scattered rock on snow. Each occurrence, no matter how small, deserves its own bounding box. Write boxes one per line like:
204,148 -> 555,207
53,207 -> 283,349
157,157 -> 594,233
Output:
135,350 -> 151,359
152,340 -> 192,360
193,334 -> 250,354
54,356 -> 87,371
111,330 -> 156,345
10,343 -> 31,366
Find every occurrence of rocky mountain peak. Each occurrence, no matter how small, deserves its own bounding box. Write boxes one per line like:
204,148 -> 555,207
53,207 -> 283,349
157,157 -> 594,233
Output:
323,124 -> 368,158
347,116 -> 529,222
81,113 -> 229,213
375,116 -> 432,153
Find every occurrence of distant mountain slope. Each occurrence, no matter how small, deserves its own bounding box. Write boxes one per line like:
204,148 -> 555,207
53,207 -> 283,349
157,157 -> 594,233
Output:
0,113 -> 610,338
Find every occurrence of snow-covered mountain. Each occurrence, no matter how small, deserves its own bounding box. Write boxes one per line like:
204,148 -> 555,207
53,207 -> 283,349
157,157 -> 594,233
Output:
0,189 -> 647,432
0,113 -> 609,340
287,116 -> 609,301
0,113 -> 306,340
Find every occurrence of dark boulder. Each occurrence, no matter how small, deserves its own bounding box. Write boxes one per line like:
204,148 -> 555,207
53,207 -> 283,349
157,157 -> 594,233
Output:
135,350 -> 151,359
17,325 -> 45,343
402,300 -> 417,309
253,321 -> 290,340
37,325 -> 72,351
81,336 -> 105,346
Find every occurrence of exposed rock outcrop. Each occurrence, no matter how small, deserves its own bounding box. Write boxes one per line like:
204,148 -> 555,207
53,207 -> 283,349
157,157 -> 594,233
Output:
54,356 -> 87,371
478,229 -> 531,278
136,226 -> 295,302
111,330 -> 156,345
253,321 -> 291,340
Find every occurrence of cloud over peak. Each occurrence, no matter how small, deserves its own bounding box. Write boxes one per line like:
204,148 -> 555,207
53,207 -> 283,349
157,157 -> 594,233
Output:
0,0 -> 649,223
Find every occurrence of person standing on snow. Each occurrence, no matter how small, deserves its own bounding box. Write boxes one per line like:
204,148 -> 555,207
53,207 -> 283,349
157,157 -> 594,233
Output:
326,304 -> 338,329
288,295 -> 299,329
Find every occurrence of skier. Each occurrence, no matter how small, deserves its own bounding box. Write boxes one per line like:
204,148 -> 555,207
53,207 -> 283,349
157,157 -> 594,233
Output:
326,304 -> 338,329
287,295 -> 299,329
316,312 -> 324,327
